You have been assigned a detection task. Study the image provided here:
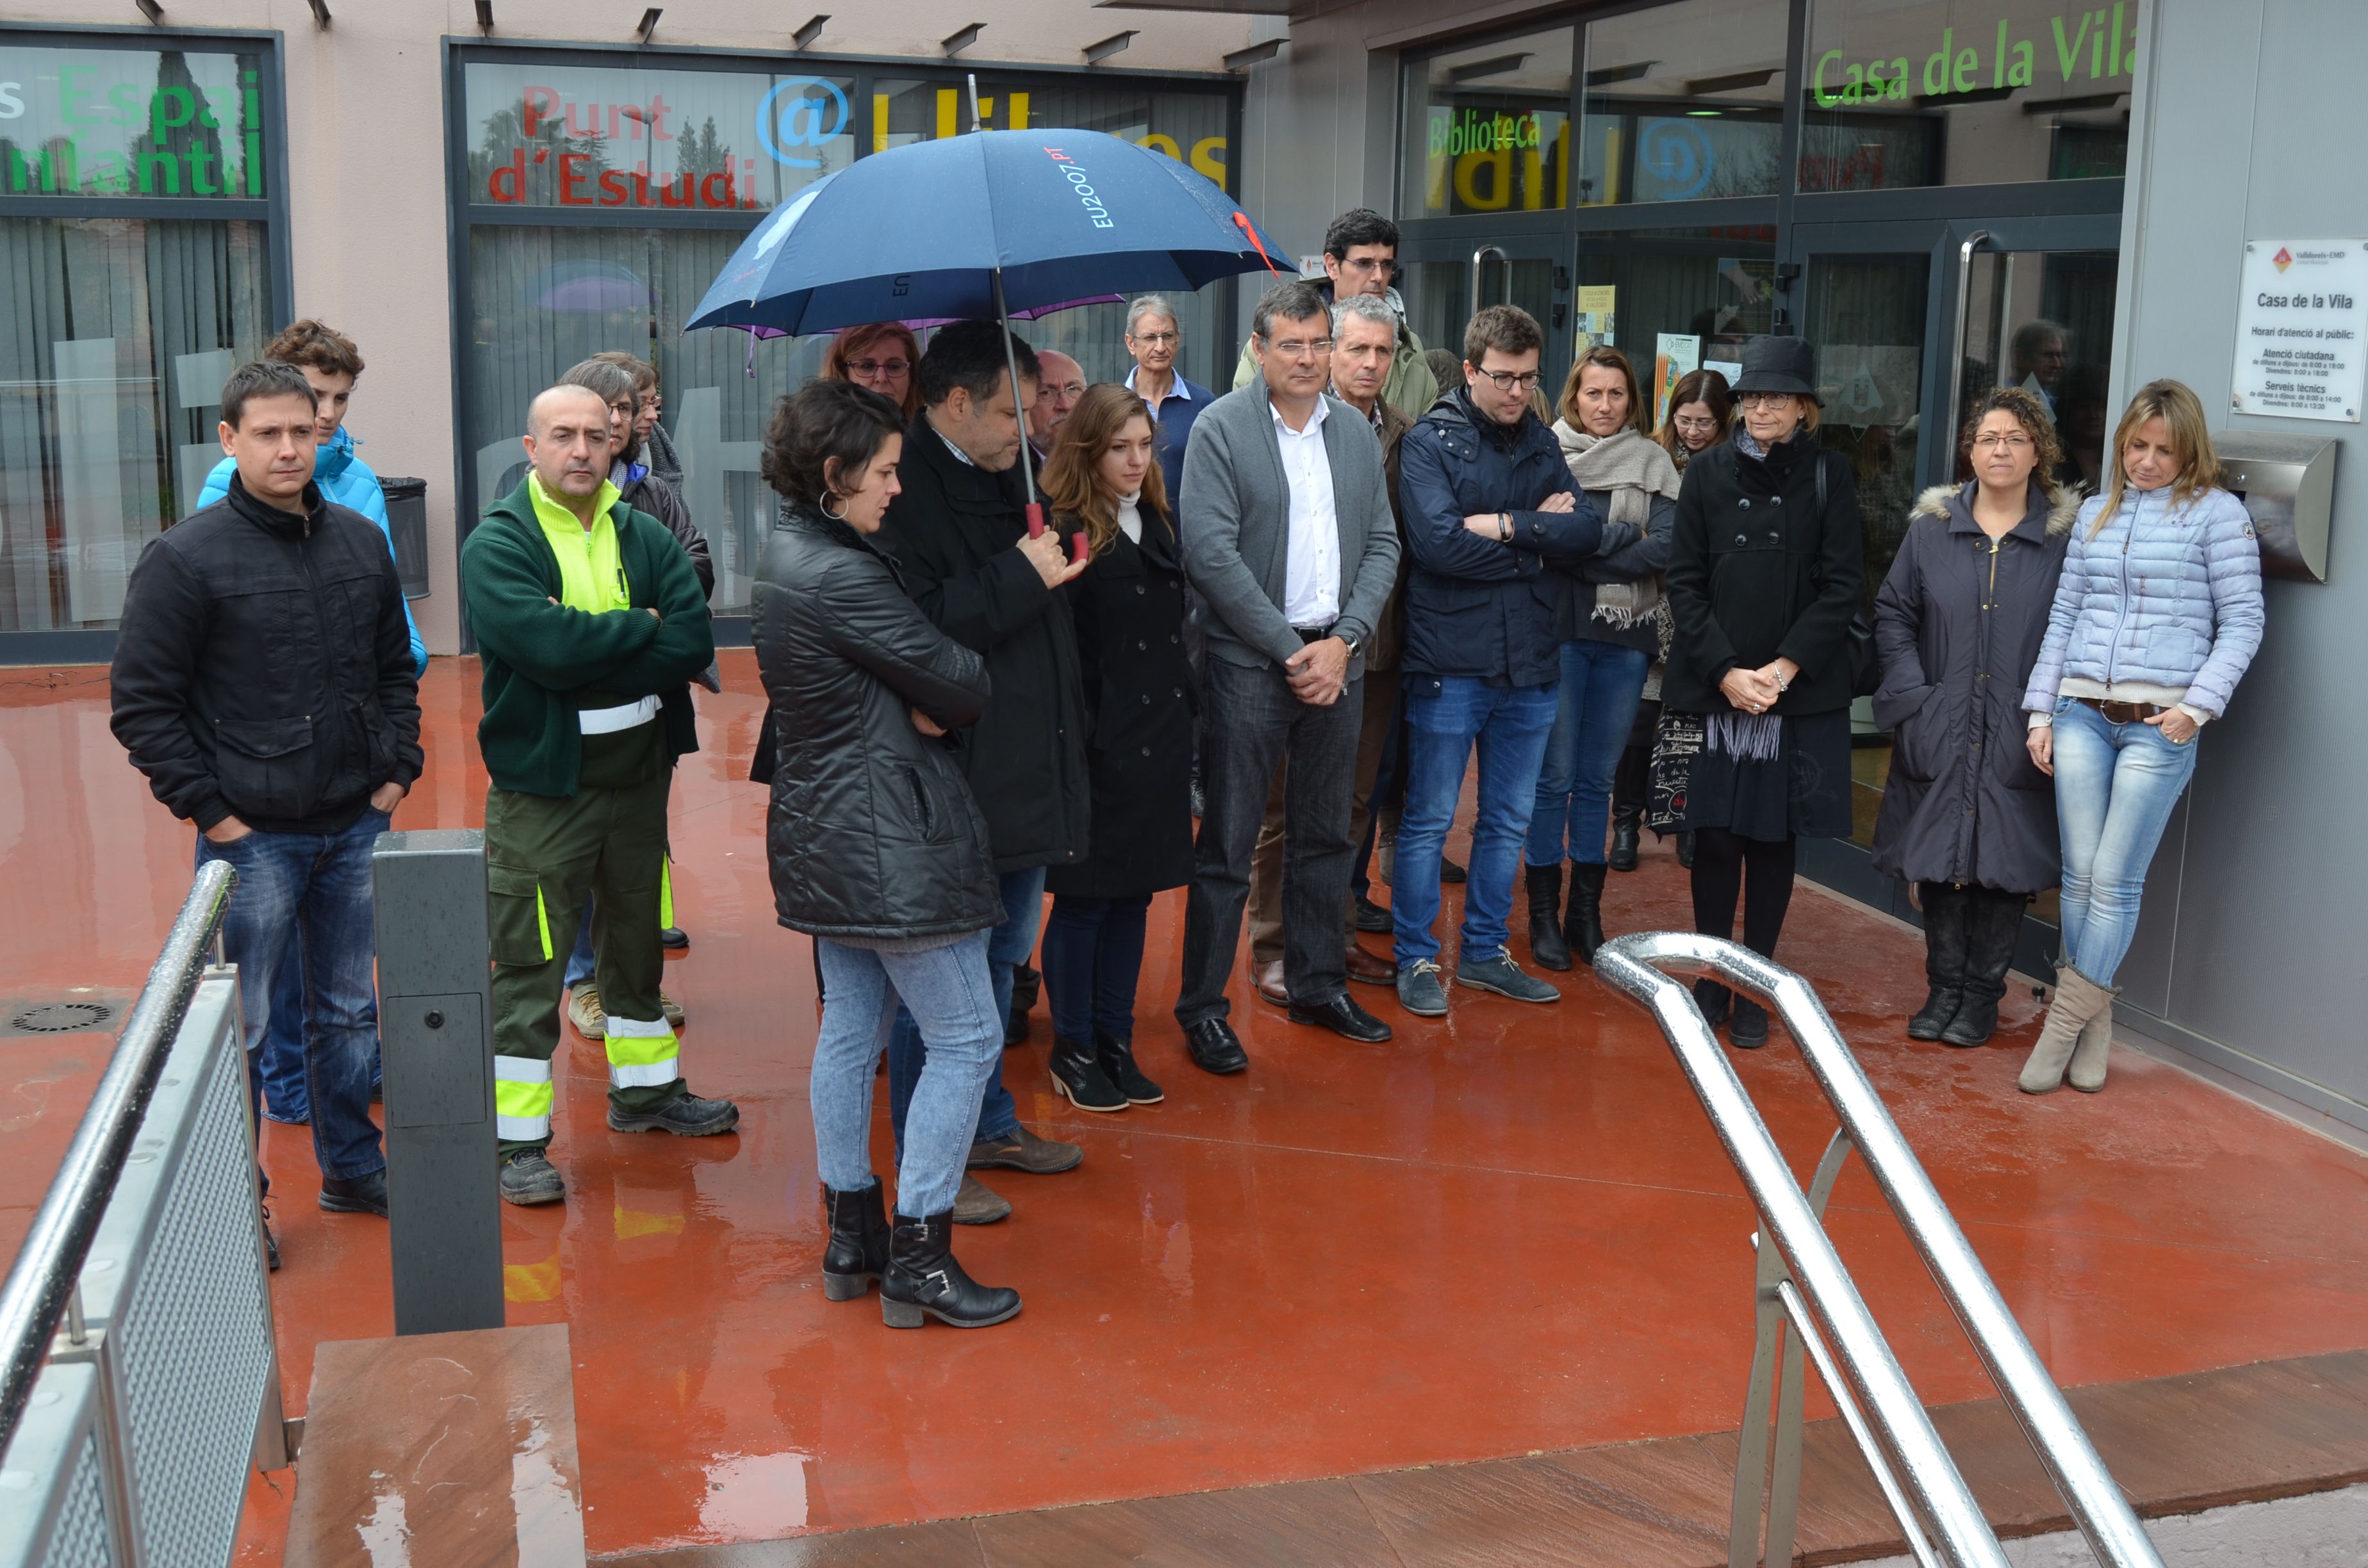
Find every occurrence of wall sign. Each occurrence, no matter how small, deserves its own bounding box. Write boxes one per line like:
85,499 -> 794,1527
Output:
2232,240 -> 2368,423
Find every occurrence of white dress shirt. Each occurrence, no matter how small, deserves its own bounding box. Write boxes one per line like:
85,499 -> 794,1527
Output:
1270,397 -> 1340,630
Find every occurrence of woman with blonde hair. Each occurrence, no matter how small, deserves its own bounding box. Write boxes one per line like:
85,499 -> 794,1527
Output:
2016,379 -> 2264,1092
1034,384 -> 1194,1114
824,322 -> 923,421
1525,345 -> 1681,968
1871,387 -> 2078,1047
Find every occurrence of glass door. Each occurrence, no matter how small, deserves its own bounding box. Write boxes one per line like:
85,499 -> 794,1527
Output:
1399,234 -> 1570,403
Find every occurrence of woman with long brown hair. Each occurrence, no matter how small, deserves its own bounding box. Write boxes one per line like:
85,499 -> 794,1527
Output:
1035,384 -> 1194,1114
1524,344 -> 1681,969
824,322 -> 923,421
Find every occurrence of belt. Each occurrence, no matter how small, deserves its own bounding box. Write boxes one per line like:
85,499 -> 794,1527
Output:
579,696 -> 661,734
1293,623 -> 1336,644
2076,697 -> 2166,724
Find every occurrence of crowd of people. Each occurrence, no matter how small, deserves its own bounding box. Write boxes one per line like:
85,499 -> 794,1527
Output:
101,205 -> 2265,1329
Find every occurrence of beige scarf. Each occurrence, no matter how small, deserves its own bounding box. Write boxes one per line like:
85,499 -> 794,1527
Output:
1554,422 -> 1682,628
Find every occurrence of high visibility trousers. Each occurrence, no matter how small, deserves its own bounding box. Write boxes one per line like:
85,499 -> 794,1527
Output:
486,770 -> 683,1154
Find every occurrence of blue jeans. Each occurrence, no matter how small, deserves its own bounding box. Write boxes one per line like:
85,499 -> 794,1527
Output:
2050,697 -> 2199,986
811,931 -> 1001,1219
258,935 -> 311,1123
1392,676 -> 1560,967
1526,639 -> 1650,867
887,865 -> 1042,1152
1041,894 -> 1152,1043
564,902 -> 596,991
196,811 -> 389,1182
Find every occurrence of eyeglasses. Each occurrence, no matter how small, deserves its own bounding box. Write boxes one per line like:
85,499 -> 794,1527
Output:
1338,256 -> 1398,277
1971,432 -> 2034,451
1672,414 -> 1721,432
846,358 -> 910,377
1475,368 -> 1543,392
1130,331 -> 1178,346
1739,392 -> 1798,410
1263,337 -> 1334,359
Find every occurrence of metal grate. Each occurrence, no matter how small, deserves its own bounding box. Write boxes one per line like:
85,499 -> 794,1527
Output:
6,1004 -> 113,1036
39,1428 -> 111,1568
113,1026 -> 272,1566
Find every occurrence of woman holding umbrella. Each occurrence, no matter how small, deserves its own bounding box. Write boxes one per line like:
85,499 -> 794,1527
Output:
752,377 -> 1021,1330
1037,385 -> 1194,1115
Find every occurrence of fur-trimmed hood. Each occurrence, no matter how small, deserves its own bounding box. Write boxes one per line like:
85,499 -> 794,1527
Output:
1908,480 -> 2081,536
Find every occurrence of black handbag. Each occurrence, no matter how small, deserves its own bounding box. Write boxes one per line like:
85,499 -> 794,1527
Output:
1813,451 -> 1883,699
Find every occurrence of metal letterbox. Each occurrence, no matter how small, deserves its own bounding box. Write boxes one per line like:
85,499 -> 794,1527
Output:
2216,430 -> 2337,581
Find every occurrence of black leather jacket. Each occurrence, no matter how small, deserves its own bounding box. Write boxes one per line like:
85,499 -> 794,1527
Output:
750,505 -> 1000,942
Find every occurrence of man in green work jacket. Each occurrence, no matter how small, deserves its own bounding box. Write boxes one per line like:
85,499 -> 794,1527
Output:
463,382 -> 736,1207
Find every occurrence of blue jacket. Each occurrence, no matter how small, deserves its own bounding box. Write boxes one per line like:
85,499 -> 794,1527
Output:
1395,391 -> 1616,685
200,427 -> 427,677
2021,484 -> 2264,721
1129,369 -> 1212,507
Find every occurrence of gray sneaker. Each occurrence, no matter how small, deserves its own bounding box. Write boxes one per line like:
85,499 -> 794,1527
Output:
1456,947 -> 1562,1004
1396,958 -> 1449,1017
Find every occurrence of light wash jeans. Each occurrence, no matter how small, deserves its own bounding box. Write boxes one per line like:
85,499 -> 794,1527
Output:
810,931 -> 1001,1220
1392,675 -> 1560,968
2050,697 -> 2200,986
1525,638 -> 1650,868
887,865 -> 1041,1152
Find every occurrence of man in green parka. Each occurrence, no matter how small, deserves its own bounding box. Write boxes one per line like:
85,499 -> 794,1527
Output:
463,383 -> 736,1206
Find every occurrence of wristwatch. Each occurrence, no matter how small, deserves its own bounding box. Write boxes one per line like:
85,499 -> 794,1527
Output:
1340,633 -> 1360,657
1497,510 -> 1512,541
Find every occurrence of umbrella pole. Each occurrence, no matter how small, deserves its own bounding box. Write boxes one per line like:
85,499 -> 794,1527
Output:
989,264 -> 1081,564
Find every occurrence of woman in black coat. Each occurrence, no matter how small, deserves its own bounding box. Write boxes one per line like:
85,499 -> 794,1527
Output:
1871,388 -> 2076,1045
1037,384 -> 1196,1115
750,379 -> 1019,1332
1663,338 -> 1863,1049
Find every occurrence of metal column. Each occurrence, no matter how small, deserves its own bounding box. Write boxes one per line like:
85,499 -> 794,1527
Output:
372,828 -> 505,1335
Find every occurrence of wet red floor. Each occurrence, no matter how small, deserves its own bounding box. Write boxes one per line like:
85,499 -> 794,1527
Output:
3,654 -> 2366,1560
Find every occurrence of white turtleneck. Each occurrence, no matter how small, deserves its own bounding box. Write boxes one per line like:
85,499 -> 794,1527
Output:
1116,489 -> 1143,544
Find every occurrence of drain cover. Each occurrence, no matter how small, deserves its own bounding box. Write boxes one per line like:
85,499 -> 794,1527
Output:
10,1002 -> 115,1034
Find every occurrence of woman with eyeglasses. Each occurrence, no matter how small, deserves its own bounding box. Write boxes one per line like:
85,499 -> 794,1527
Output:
825,322 -> 922,422
1662,338 -> 1862,1049
1870,388 -> 2078,1050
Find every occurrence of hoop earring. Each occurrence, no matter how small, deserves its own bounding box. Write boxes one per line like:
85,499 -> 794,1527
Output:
821,493 -> 850,521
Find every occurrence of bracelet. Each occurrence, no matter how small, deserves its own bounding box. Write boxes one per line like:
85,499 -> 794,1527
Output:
1497,511 -> 1511,542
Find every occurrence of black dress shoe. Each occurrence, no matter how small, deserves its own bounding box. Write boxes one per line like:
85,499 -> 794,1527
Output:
319,1169 -> 389,1217
1183,1018 -> 1248,1075
659,926 -> 690,951
1288,993 -> 1394,1043
1353,895 -> 1394,935
1439,855 -> 1467,885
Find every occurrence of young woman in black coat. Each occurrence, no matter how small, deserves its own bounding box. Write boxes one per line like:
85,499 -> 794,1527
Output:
1871,388 -> 2076,1046
1036,384 -> 1196,1114
1662,338 -> 1863,1049
750,379 -> 1019,1331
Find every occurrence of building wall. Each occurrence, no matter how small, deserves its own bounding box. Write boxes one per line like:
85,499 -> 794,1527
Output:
2109,0 -> 2368,1131
2,0 -> 1250,653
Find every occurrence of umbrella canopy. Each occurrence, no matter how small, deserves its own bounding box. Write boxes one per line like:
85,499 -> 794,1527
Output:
686,129 -> 1287,337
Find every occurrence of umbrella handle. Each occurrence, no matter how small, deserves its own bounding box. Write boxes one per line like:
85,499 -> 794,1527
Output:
1070,532 -> 1090,565
1234,211 -> 1283,275
1025,502 -> 1046,539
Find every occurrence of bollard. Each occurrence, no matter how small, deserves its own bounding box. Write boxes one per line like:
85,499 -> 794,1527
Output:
372,828 -> 506,1335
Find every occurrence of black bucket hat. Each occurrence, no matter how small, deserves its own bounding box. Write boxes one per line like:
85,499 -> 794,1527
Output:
1733,336 -> 1821,405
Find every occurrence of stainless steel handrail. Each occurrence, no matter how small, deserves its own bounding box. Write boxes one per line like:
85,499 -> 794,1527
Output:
1596,931 -> 2164,1568
0,858 -> 238,1455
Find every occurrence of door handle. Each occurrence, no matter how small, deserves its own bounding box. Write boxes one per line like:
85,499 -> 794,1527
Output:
1471,245 -> 1509,320
1946,230 -> 1993,460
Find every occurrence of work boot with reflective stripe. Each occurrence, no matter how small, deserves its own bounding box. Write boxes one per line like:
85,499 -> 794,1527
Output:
500,1149 -> 566,1206
882,1211 -> 1022,1329
607,1090 -> 739,1135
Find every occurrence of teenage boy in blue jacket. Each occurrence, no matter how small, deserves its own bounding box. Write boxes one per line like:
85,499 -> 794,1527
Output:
197,320 -> 425,1129
1390,306 -> 1629,1017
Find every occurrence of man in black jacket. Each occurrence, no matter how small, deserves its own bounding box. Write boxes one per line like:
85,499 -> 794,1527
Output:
880,321 -> 1091,1223
110,361 -> 423,1243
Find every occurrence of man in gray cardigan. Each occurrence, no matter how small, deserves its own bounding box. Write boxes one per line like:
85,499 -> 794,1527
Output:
1174,280 -> 1402,1074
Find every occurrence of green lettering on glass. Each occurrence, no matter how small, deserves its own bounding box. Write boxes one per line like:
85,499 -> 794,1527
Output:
1820,7 -> 2121,110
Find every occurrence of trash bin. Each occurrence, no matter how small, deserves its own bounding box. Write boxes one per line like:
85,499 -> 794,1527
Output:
379,477 -> 429,601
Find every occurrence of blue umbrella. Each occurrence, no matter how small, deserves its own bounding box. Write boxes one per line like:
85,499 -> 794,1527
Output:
686,126 -> 1288,527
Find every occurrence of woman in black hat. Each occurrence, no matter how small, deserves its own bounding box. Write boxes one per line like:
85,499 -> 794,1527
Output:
1661,338 -> 1863,1047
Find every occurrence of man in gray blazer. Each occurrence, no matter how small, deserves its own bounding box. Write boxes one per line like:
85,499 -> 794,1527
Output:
1174,280 -> 1402,1073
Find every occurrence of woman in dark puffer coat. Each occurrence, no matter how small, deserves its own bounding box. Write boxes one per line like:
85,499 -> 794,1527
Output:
1871,388 -> 2078,1047
752,379 -> 1019,1332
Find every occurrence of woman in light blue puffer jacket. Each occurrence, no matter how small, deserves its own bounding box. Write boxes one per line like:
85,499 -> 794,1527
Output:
2016,379 -> 2264,1094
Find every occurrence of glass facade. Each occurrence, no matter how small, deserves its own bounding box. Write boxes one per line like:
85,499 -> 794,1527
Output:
456,51 -> 1242,623
1579,0 -> 1789,206
0,36 -> 280,638
1399,29 -> 1574,219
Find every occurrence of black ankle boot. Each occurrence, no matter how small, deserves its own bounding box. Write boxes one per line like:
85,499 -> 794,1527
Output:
821,1182 -> 891,1301
1909,883 -> 1971,1040
1049,1036 -> 1128,1113
1526,862 -> 1572,970
1675,831 -> 1697,870
1565,862 -> 1609,967
1942,889 -> 2027,1047
1693,978 -> 1732,1027
882,1211 -> 1023,1328
1095,1029 -> 1164,1105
